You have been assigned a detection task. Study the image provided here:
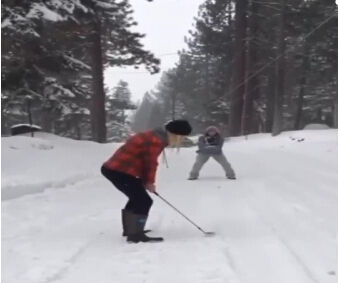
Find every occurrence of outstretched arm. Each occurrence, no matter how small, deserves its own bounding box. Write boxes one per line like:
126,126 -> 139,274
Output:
197,136 -> 206,151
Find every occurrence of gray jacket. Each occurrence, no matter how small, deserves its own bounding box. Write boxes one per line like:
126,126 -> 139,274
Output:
196,134 -> 224,155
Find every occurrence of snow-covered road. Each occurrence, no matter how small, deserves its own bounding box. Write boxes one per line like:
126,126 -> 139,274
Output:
2,130 -> 338,283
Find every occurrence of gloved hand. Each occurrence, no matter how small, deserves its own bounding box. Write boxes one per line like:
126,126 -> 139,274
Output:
146,183 -> 156,193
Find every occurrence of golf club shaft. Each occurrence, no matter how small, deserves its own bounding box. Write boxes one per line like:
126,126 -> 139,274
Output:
154,192 -> 208,234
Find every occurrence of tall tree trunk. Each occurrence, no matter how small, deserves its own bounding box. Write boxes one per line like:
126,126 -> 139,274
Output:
294,79 -> 305,130
41,107 -> 57,134
242,0 -> 259,135
229,0 -> 248,136
334,83 -> 338,128
171,91 -> 177,120
75,116 -> 82,140
272,0 -> 286,136
316,108 -> 323,122
334,50 -> 338,128
90,19 -> 106,143
1,103 -> 7,136
265,64 -> 276,132
294,42 -> 309,130
205,55 -> 210,100
27,99 -> 34,137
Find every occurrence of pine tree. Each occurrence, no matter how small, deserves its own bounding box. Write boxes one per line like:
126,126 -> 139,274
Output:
131,92 -> 157,132
272,0 -> 286,136
2,0 -> 160,141
229,0 -> 247,136
281,0 -> 338,129
2,1 -> 92,137
106,80 -> 136,141
78,0 -> 160,142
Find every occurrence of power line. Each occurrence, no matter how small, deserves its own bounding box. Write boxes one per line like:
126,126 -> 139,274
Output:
228,8 -> 338,101
157,52 -> 179,57
109,8 -> 337,78
108,71 -> 156,74
107,52 -> 179,74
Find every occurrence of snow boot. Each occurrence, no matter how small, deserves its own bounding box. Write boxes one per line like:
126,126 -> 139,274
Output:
124,212 -> 163,243
227,176 -> 236,180
188,176 -> 198,180
122,209 -> 128,236
122,209 -> 151,236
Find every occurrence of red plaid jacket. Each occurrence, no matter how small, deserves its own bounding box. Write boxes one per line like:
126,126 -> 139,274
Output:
103,130 -> 168,184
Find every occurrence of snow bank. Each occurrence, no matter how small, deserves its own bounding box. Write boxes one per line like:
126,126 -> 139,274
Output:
1,132 -> 117,200
304,123 -> 330,130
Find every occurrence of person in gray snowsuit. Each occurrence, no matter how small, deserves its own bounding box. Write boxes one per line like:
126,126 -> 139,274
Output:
188,126 -> 236,180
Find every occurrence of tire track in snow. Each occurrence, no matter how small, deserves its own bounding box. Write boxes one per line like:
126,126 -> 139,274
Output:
215,176 -> 323,283
197,237 -> 243,283
247,201 -> 322,283
222,246 -> 243,281
244,178 -> 326,283
42,240 -> 93,283
42,231 -> 244,283
41,231 -> 107,283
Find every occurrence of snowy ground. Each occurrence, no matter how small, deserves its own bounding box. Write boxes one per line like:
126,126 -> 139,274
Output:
2,130 -> 338,283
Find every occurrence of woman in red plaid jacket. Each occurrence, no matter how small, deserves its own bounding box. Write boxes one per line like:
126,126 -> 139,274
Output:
101,120 -> 192,243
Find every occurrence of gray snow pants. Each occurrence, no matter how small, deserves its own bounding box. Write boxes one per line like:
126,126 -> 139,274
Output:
189,153 -> 235,179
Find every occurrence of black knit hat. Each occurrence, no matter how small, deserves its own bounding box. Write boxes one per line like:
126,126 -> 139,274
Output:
165,120 -> 192,135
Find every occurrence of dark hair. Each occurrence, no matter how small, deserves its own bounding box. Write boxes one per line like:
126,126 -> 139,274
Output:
165,120 -> 192,135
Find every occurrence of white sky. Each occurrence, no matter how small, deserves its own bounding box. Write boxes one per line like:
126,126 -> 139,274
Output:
104,0 -> 205,103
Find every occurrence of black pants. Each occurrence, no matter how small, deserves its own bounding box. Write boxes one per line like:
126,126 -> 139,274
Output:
101,166 -> 153,215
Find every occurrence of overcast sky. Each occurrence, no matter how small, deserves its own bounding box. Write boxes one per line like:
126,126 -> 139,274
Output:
104,0 -> 205,102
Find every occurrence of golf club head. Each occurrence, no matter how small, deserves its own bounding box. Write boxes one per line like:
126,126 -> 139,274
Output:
204,232 -> 215,237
